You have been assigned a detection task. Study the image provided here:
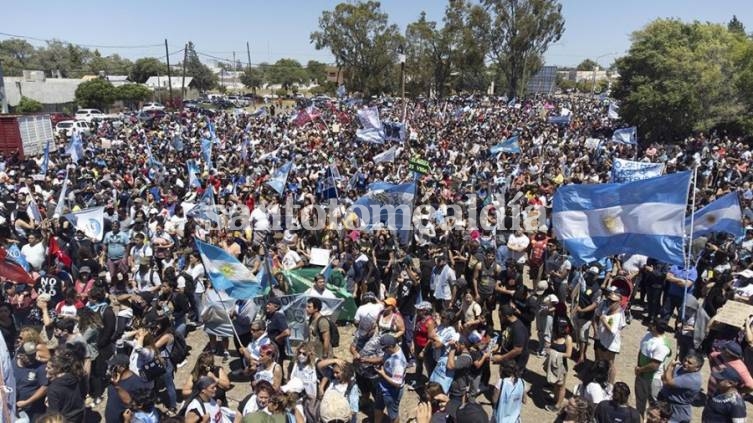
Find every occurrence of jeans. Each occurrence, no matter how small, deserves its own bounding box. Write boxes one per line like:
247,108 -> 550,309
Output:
174,315 -> 187,340
661,295 -> 685,322
402,313 -> 415,360
161,359 -> 177,409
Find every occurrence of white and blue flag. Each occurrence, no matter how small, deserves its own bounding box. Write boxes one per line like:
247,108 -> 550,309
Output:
39,139 -> 50,175
201,137 -> 213,170
186,160 -> 201,188
356,128 -> 385,144
612,127 -> 638,145
611,158 -> 665,183
7,244 -> 30,271
67,131 -> 84,163
373,146 -> 398,163
65,206 -> 105,241
552,171 -> 691,265
686,191 -> 743,239
195,239 -> 263,299
53,170 -> 69,218
267,161 -> 293,196
608,102 -> 620,120
27,199 -> 43,224
490,136 -> 521,155
353,182 -> 416,244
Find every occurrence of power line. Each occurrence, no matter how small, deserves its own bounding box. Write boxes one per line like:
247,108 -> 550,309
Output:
0,31 -> 164,49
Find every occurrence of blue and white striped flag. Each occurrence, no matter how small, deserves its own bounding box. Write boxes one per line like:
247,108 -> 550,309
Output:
490,136 -> 521,155
374,146 -> 397,163
53,170 -> 69,218
552,171 -> 691,265
201,137 -> 213,170
356,128 -> 385,144
67,131 -> 84,163
267,161 -> 293,196
611,158 -> 665,183
612,126 -> 638,145
686,192 -> 743,239
320,164 -> 339,200
195,239 -> 263,299
357,107 -> 382,130
27,198 -> 43,223
608,102 -> 620,120
7,244 -> 30,271
39,139 -> 50,175
186,160 -> 201,188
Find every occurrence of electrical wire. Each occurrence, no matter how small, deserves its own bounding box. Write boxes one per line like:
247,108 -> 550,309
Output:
0,31 -> 164,49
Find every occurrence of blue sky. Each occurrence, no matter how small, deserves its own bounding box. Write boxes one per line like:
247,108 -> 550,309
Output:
2,0 -> 751,68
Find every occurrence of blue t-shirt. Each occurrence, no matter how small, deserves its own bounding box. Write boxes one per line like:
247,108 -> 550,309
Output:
660,368 -> 702,423
380,350 -> 407,397
667,265 -> 697,298
104,231 -> 130,259
494,377 -> 525,423
702,391 -> 747,422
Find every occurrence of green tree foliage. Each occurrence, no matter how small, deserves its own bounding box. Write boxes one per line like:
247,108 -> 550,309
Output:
311,1 -> 403,95
613,19 -> 752,143
483,0 -> 565,98
306,60 -> 328,85
15,96 -> 43,113
0,39 -> 38,76
184,42 -> 217,91
405,11 -> 450,97
577,59 -> 598,71
728,15 -> 746,35
129,58 -> 167,83
267,59 -> 308,92
114,84 -> 151,109
241,67 -> 265,92
445,1 -> 491,94
75,78 -> 115,109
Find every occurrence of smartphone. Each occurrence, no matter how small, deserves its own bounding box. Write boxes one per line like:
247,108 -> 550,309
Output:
486,334 -> 499,354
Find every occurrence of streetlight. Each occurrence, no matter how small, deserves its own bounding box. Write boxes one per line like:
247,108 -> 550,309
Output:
398,45 -> 406,122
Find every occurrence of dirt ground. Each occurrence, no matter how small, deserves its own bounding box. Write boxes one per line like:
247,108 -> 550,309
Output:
91,304 -> 753,422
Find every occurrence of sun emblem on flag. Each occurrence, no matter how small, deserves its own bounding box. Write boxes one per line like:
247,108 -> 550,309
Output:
218,263 -> 236,277
601,213 -> 624,234
704,213 -> 718,225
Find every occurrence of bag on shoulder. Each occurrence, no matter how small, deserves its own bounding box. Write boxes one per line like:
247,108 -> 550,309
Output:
168,333 -> 189,366
316,315 -> 340,348
142,356 -> 166,381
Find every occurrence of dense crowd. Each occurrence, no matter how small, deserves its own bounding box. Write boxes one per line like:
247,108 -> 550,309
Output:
0,92 -> 752,423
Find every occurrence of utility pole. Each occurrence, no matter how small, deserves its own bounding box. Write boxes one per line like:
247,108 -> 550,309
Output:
164,39 -> 173,106
398,45 -> 406,123
246,42 -> 251,68
181,42 -> 188,99
233,51 -> 236,70
0,60 -> 8,114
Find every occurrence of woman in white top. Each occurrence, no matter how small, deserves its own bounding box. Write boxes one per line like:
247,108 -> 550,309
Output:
576,360 -> 612,405
252,343 -> 283,391
289,343 -> 318,399
595,290 -> 625,384
185,376 -> 227,423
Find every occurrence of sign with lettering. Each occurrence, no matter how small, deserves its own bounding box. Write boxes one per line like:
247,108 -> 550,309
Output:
408,156 -> 430,175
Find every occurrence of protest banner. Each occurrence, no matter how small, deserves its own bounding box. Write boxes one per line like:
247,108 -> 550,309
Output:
713,300 -> 753,328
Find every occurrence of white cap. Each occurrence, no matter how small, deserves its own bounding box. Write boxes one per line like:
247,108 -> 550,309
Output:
281,377 -> 305,394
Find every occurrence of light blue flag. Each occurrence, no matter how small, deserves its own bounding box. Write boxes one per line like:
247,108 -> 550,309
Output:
186,160 -> 201,188
336,84 -> 346,98
548,115 -> 571,125
267,161 -> 293,196
373,146 -> 397,163
353,182 -> 416,245
40,139 -> 50,175
608,102 -> 620,120
251,108 -> 267,119
67,132 -> 84,163
7,244 -> 30,271
195,239 -> 263,299
65,206 -> 105,241
612,126 -> 638,145
320,164 -> 339,200
507,97 -> 516,107
686,192 -> 743,239
188,188 -> 216,220
146,143 -> 163,169
201,138 -> 213,169
611,158 -> 665,183
53,170 -> 69,217
552,171 -> 691,265
383,122 -> 406,142
357,107 -> 382,130
208,121 -> 219,143
490,136 -> 521,155
27,199 -> 43,223
356,127 -> 385,144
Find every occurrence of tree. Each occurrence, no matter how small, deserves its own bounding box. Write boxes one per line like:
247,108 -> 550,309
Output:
15,96 -> 43,113
86,51 -> 132,76
129,57 -> 167,83
444,1 -> 491,94
613,19 -> 749,143
306,60 -> 328,85
483,0 -> 565,98
114,84 -> 151,109
311,1 -> 404,95
267,59 -> 307,92
729,15 -> 746,35
241,67 -> 265,92
184,42 -> 217,91
75,78 -> 115,109
0,39 -> 38,76
577,59 -> 598,71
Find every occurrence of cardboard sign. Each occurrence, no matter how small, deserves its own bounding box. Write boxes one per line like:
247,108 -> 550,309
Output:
408,156 -> 430,175
714,300 -> 753,328
309,248 -> 331,267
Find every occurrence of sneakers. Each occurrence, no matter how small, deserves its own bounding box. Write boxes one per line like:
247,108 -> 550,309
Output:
177,359 -> 189,368
545,405 -> 560,413
222,351 -> 231,362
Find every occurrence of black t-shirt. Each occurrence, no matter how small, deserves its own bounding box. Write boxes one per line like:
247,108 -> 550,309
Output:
397,280 -> 420,316
594,400 -> 641,423
503,319 -> 530,371
35,274 -> 65,305
577,282 -> 601,320
701,392 -> 747,422
13,360 -> 48,410
448,352 -> 474,398
265,311 -> 288,348
104,374 -> 153,423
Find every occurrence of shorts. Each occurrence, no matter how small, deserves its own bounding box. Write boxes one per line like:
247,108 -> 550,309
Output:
573,317 -> 592,344
594,341 -> 618,357
375,387 -> 403,419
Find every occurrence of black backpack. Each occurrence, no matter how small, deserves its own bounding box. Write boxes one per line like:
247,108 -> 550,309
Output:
179,271 -> 196,295
168,333 -> 189,366
316,315 -> 340,348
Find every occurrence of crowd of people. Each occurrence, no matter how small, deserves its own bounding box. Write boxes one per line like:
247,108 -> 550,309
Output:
0,91 -> 751,423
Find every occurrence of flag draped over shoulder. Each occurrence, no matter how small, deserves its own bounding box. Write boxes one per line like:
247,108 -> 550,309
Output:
267,161 -> 293,196
195,239 -> 263,299
552,171 -> 691,265
686,192 -> 744,239
612,126 -> 638,145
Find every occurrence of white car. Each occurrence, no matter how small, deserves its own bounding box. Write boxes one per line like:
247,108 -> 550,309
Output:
74,108 -> 105,122
55,120 -> 91,137
141,102 -> 165,111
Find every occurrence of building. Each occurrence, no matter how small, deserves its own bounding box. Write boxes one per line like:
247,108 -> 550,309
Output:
2,71 -> 82,112
144,76 -> 199,99
557,69 -> 616,83
325,65 -> 345,85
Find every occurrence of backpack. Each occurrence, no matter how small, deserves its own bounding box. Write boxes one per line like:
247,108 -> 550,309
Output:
316,315 -> 340,348
168,332 -> 189,366
180,271 -> 196,295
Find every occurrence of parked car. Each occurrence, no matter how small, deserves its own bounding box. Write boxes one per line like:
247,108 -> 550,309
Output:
141,102 -> 165,112
137,109 -> 166,123
55,120 -> 91,137
74,108 -> 105,122
49,112 -> 73,126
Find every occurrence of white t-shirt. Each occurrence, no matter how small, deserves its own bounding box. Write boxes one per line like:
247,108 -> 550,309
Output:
583,382 -> 612,404
186,397 -> 226,422
282,250 -> 302,270
507,234 -> 530,263
21,242 -> 46,271
354,303 -> 383,337
250,208 -> 270,231
622,254 -> 648,274
597,311 -> 625,353
638,332 -> 671,381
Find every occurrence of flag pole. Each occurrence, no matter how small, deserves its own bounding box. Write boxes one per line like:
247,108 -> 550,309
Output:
680,164 -> 699,323
215,288 -> 244,347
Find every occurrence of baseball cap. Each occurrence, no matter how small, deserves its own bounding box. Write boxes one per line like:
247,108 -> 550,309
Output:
384,297 -> 397,307
379,334 -> 398,348
535,280 -> 549,295
319,390 -> 352,423
19,342 -> 37,357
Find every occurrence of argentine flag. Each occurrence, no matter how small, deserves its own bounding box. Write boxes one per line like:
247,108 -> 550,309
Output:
687,191 -> 743,239
353,182 -> 416,245
612,127 -> 638,145
267,161 -> 293,196
195,239 -> 263,299
490,136 -> 521,155
552,171 -> 691,265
